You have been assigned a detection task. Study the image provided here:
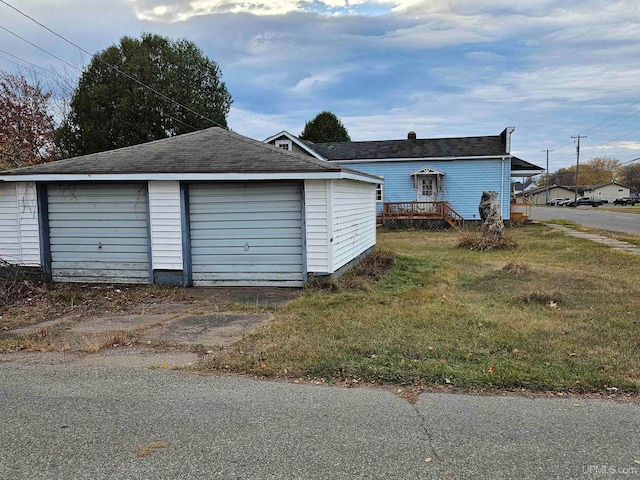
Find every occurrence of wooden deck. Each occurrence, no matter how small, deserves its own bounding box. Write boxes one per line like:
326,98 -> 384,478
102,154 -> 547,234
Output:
381,202 -> 464,229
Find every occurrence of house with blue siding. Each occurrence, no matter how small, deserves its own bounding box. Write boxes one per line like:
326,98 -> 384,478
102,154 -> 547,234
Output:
265,128 -> 543,223
0,127 -> 380,287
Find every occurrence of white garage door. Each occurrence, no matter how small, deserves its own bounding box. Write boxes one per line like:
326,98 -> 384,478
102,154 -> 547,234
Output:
47,183 -> 150,283
189,182 -> 304,287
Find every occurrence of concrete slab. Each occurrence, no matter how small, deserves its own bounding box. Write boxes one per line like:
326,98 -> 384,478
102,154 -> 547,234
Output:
544,223 -> 640,254
68,313 -> 176,333
142,312 -> 271,347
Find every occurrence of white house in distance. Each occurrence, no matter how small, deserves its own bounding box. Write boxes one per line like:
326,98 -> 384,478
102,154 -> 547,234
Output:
0,128 -> 380,287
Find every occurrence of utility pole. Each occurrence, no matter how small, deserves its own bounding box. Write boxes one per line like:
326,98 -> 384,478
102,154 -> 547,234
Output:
541,149 -> 554,204
571,135 -> 586,205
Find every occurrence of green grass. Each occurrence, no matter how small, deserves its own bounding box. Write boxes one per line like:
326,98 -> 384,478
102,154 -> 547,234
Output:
200,225 -> 640,394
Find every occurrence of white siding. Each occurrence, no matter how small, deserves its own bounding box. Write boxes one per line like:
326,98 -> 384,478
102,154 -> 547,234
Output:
304,180 -> 330,273
17,182 -> 40,266
331,179 -> 376,271
148,181 -> 183,270
0,182 -> 20,264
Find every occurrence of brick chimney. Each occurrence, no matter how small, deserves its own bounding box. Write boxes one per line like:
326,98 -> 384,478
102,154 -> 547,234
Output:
407,131 -> 417,140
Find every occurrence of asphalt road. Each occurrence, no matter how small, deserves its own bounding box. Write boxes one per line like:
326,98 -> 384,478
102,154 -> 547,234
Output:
1,364 -> 639,480
529,206 -> 640,235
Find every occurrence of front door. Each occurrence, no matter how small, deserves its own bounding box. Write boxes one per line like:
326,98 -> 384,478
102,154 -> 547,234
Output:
417,176 -> 436,202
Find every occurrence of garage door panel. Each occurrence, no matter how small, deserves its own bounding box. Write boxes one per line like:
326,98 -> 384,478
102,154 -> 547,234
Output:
189,182 -> 303,287
50,228 -> 149,239
50,246 -> 148,256
47,219 -> 148,228
189,238 -> 302,249
190,198 -> 301,210
191,253 -> 303,265
48,183 -> 149,284
193,272 -> 303,281
190,211 -> 301,223
191,219 -> 302,230
51,260 -> 149,270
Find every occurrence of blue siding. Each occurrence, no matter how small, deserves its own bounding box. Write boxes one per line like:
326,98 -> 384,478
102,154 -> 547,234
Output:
335,158 -> 511,220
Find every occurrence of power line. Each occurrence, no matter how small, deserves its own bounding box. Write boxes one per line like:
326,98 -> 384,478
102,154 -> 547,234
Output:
0,0 -> 225,129
0,46 -> 201,134
0,24 -> 83,73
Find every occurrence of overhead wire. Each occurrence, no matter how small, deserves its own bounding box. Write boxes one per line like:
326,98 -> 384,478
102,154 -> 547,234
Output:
0,0 -> 225,129
0,45 -> 201,135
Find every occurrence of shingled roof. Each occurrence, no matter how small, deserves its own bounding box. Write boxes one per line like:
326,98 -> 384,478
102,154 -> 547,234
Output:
1,127 -> 363,177
309,134 -> 508,161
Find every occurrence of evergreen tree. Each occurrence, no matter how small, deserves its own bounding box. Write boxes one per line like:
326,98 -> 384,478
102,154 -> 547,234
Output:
299,111 -> 351,143
57,33 -> 232,157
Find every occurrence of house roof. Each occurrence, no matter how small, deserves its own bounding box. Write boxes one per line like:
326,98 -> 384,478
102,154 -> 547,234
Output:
308,134 -> 508,161
511,156 -> 545,174
584,181 -> 631,190
263,131 -> 326,161
0,127 -> 380,183
517,184 -> 575,196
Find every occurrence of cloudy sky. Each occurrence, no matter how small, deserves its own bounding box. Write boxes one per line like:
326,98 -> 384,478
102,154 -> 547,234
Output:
1,0 -> 640,173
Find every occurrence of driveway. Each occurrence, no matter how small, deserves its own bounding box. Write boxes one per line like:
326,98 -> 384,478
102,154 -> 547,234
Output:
1,286 -> 301,368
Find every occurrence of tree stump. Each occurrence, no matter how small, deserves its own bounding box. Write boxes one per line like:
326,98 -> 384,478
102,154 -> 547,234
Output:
479,191 -> 504,242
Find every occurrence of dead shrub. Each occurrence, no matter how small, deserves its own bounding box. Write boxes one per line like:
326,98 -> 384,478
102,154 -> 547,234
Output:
306,249 -> 396,292
457,230 -> 518,251
0,259 -> 47,309
502,262 -> 529,275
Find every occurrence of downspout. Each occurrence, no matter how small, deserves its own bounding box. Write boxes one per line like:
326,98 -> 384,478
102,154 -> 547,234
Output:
501,157 -> 504,215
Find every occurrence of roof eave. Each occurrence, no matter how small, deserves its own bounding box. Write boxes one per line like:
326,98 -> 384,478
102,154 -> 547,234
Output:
0,170 -> 382,184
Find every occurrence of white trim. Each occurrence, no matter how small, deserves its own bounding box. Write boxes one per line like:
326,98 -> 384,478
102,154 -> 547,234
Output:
510,170 -> 542,177
275,139 -> 292,151
504,126 -> 515,154
264,131 -> 327,161
325,180 -> 334,271
410,166 -> 446,177
375,182 -> 383,203
0,171 -> 382,184
333,155 -> 509,164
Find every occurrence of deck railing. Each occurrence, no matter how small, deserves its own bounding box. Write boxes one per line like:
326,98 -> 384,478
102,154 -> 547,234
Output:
382,202 -> 464,229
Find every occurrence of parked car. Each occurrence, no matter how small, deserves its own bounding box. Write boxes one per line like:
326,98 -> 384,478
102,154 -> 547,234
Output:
566,197 -> 604,207
613,196 -> 638,206
547,197 -> 570,206
557,198 -> 574,206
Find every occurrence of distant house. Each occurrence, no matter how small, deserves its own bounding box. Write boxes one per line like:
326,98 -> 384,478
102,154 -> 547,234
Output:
517,185 -> 577,205
265,128 -> 543,223
518,182 -> 632,205
583,182 -> 630,202
0,128 -> 380,287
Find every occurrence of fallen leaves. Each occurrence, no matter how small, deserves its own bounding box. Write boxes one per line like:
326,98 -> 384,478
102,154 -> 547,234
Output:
135,441 -> 171,457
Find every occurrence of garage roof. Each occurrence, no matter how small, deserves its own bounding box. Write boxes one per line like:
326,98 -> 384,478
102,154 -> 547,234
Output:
0,127 -> 380,183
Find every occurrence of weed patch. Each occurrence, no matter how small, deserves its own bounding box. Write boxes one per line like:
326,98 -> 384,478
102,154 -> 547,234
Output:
457,229 -> 518,251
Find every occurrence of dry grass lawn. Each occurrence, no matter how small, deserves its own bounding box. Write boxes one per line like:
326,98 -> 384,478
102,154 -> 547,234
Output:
201,225 -> 640,394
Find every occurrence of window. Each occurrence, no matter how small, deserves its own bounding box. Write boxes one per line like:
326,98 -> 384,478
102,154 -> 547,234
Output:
375,183 -> 383,203
421,178 -> 433,197
275,140 -> 292,151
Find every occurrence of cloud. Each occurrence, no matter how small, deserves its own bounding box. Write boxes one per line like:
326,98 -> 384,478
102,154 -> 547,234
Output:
131,0 -> 413,22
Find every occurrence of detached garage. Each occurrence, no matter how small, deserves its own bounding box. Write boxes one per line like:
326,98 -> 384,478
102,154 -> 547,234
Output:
0,128 -> 379,287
